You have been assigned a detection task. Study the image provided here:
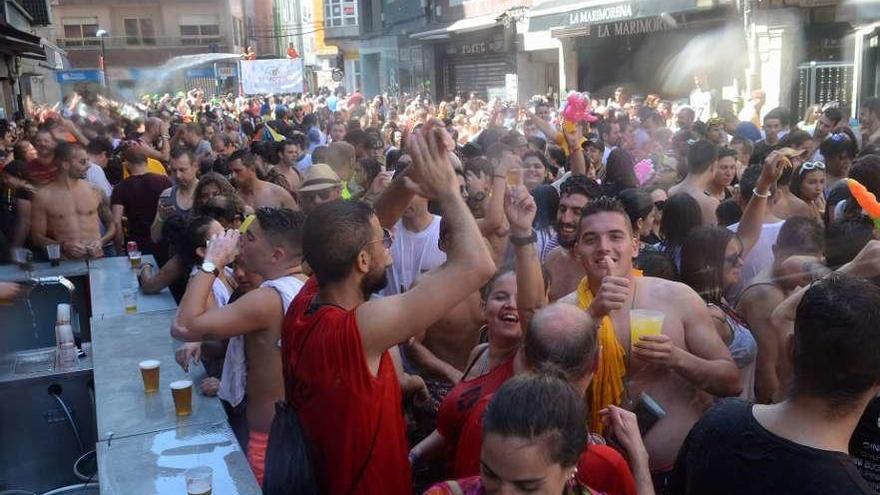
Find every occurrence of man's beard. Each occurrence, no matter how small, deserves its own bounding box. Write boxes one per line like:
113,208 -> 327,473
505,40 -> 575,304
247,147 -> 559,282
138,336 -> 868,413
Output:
555,223 -> 578,249
361,268 -> 388,298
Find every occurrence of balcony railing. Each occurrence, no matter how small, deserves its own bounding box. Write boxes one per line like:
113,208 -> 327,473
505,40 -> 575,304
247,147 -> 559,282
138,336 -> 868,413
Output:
58,35 -> 228,50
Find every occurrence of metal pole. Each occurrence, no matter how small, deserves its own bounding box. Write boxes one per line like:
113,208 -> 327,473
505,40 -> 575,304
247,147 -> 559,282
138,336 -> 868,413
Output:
100,37 -> 108,88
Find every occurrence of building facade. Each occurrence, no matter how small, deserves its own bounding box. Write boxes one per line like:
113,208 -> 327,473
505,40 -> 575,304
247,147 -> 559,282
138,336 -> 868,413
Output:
51,0 -> 246,97
275,0 -> 337,92
0,0 -> 61,116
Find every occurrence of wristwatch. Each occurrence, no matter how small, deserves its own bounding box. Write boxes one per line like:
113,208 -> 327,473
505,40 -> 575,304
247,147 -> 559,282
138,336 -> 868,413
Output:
199,260 -> 220,277
510,230 -> 538,246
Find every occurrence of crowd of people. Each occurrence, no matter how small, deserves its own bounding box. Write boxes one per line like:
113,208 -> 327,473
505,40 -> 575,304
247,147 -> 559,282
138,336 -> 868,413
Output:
3,84 -> 880,495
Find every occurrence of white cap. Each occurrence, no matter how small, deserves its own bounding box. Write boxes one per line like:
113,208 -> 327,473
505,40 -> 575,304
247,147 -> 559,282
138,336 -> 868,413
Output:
56,304 -> 71,323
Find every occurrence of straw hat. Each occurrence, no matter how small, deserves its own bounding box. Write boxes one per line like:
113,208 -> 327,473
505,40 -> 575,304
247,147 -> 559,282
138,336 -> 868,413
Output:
299,163 -> 341,192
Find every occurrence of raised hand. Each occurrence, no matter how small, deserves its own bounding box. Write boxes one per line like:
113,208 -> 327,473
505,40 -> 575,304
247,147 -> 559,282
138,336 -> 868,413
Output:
756,150 -> 785,192
504,186 -> 537,237
204,229 -> 240,268
587,256 -> 631,319
403,126 -> 456,200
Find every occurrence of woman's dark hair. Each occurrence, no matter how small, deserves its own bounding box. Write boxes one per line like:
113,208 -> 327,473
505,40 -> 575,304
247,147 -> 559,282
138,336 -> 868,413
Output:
175,215 -> 218,273
194,172 -> 237,209
659,193 -> 702,253
680,226 -> 738,304
531,184 -> 560,230
618,188 -> 653,229
196,194 -> 245,227
819,127 -> 858,160
603,148 -> 637,195
483,373 -> 587,468
716,199 -> 742,226
356,157 -> 382,190
788,163 -> 823,202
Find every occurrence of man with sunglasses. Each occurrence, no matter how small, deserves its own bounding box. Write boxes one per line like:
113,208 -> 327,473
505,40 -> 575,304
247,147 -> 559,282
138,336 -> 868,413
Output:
172,208 -> 307,485
298,163 -> 342,214
281,122 -> 495,494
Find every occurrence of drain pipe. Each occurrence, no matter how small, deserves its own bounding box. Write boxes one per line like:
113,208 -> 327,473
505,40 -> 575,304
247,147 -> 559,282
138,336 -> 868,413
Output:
48,384 -> 85,454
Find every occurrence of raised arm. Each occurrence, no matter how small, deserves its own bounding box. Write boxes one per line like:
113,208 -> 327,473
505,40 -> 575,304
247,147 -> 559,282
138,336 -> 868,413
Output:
373,173 -> 417,229
358,126 -> 496,360
528,110 -> 558,142
172,230 -> 279,340
737,151 -> 784,257
504,185 -> 546,332
477,153 -> 513,237
563,124 -> 587,177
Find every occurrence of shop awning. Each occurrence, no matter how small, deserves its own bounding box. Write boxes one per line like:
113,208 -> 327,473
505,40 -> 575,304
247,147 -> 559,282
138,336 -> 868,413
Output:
527,0 -> 701,33
0,23 -> 46,60
410,14 -> 500,40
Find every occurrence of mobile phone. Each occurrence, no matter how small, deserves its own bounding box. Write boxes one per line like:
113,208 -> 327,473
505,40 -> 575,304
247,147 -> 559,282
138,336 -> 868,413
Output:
633,392 -> 666,435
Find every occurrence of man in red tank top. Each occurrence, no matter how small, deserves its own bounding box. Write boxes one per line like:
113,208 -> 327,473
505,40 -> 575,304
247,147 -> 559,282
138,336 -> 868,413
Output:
282,121 -> 496,494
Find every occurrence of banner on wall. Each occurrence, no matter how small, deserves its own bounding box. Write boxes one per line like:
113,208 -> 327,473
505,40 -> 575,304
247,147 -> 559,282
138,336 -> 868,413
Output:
240,59 -> 304,95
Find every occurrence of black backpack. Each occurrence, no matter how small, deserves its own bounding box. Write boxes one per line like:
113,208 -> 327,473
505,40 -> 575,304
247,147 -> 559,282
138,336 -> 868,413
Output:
262,400 -> 319,495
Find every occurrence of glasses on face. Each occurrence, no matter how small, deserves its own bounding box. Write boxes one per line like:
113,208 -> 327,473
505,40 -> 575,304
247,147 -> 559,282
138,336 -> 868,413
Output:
364,228 -> 394,250
305,188 -> 336,201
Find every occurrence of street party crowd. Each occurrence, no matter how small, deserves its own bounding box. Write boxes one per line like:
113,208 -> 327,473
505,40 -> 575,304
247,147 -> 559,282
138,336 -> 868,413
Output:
3,83 -> 880,494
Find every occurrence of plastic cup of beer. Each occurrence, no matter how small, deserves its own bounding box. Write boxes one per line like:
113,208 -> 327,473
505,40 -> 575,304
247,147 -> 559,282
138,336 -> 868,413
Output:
184,465 -> 212,495
630,309 -> 665,346
122,289 -> 138,314
171,380 -> 193,416
46,244 -> 61,266
139,360 -> 160,393
506,168 -> 523,187
129,250 -> 142,269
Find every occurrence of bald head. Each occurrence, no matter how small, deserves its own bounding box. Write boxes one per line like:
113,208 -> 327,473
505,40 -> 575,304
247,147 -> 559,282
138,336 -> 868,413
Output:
525,303 -> 598,383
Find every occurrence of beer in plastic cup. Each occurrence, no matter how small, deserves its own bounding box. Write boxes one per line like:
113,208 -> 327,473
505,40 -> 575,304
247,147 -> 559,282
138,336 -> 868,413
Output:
507,168 -> 523,187
185,466 -> 212,495
139,360 -> 160,393
171,380 -> 193,416
129,250 -> 142,269
630,309 -> 664,346
122,289 -> 138,314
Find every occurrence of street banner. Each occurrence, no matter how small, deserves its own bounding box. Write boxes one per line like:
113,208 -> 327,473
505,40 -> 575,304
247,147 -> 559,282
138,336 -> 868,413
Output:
240,59 -> 304,95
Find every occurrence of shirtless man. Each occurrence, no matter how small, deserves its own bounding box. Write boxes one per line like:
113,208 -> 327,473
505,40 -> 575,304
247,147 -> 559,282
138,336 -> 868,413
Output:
544,175 -> 603,301
560,197 -> 740,488
31,142 -> 114,259
735,216 -> 824,404
228,150 -> 297,210
274,139 -> 304,193
172,208 -> 306,485
668,139 -> 720,225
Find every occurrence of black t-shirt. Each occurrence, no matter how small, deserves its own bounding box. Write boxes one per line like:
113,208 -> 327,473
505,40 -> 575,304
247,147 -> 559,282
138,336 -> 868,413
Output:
670,399 -> 876,495
850,397 -> 880,491
110,173 -> 172,254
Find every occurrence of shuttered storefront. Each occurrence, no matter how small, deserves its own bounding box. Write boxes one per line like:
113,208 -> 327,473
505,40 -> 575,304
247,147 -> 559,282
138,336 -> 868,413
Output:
443,52 -> 510,100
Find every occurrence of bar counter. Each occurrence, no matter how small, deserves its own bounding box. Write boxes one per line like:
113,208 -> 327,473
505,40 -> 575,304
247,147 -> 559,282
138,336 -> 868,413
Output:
87,257 -> 260,494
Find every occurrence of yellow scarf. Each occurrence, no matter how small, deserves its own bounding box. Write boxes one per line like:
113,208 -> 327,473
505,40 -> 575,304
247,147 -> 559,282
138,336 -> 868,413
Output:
576,270 -> 642,434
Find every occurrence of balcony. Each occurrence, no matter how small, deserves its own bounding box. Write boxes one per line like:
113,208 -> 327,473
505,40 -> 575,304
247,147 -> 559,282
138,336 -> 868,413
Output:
58,35 -> 229,51
324,23 -> 360,41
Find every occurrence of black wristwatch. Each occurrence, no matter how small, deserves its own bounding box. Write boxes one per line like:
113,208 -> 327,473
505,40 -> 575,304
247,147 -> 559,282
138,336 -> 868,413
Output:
510,230 -> 538,246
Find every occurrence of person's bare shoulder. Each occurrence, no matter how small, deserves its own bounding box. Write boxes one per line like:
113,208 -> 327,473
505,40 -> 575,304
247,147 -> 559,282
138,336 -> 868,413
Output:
641,276 -> 701,304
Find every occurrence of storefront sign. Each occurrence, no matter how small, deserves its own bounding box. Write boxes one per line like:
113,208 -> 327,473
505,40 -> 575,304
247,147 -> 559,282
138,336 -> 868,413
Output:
568,3 -> 633,26
528,0 -> 697,32
592,15 -> 676,38
185,67 -> 215,79
56,69 -> 104,84
448,39 -> 504,56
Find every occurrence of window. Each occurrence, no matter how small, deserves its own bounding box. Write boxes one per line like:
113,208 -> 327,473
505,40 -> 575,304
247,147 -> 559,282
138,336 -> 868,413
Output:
61,17 -> 100,47
324,0 -> 357,28
124,18 -> 156,46
179,15 -> 221,46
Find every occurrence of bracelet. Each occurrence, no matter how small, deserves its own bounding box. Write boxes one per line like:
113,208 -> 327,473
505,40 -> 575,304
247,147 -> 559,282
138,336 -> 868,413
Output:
510,229 -> 538,246
753,189 -> 771,198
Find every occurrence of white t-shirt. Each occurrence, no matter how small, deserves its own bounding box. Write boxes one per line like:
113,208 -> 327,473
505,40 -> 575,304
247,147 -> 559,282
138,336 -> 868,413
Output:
382,215 -> 447,296
726,220 -> 784,304
86,163 -> 113,197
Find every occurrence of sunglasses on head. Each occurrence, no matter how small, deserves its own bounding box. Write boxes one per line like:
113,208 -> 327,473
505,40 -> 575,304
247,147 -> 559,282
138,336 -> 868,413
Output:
800,161 -> 825,174
829,132 -> 849,143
